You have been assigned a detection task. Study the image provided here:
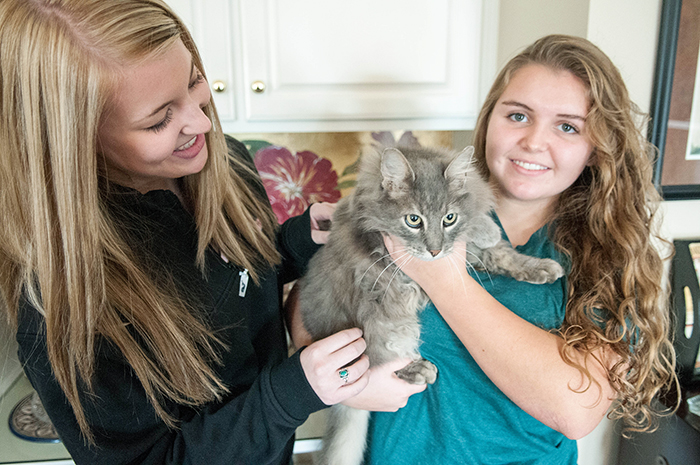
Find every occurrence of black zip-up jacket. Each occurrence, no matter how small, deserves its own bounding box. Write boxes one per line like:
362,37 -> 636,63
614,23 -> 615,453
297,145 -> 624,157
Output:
16,137 -> 327,465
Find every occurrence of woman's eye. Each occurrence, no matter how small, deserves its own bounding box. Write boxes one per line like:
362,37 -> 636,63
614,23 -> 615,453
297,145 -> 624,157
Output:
509,112 -> 527,123
147,109 -> 172,133
443,213 -> 457,227
558,122 -> 579,134
404,214 -> 423,229
189,71 -> 205,89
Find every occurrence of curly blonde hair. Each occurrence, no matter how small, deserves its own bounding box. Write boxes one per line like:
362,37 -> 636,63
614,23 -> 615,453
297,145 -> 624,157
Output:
0,0 -> 279,442
472,34 -> 679,433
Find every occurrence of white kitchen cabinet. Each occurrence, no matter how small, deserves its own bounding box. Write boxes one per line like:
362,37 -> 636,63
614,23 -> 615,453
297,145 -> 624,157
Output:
167,0 -> 497,133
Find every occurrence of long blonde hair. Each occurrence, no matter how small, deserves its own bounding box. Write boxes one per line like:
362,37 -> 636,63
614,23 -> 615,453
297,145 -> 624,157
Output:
0,0 -> 279,442
473,35 -> 679,432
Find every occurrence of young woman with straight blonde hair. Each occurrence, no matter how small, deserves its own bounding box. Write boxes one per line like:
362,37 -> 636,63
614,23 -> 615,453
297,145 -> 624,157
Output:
0,1 -> 371,463
362,35 -> 679,464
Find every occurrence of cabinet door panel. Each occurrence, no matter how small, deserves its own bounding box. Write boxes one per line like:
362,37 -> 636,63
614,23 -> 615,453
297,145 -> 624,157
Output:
239,0 -> 481,123
274,1 -> 448,85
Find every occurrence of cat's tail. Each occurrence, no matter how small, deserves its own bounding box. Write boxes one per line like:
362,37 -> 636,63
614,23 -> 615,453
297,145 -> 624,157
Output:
315,404 -> 370,465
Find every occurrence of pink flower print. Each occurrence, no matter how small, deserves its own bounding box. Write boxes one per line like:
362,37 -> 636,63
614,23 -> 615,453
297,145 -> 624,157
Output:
254,146 -> 341,224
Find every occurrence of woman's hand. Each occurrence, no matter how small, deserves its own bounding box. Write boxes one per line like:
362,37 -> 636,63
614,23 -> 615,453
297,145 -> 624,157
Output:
383,234 -> 468,293
341,358 -> 427,411
300,328 -> 370,405
309,202 -> 336,244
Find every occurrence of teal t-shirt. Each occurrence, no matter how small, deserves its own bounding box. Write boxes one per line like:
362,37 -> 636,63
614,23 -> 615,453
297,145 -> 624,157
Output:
366,218 -> 577,465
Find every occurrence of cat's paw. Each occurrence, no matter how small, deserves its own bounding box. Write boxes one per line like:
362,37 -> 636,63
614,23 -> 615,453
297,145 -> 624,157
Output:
517,258 -> 564,284
395,359 -> 438,385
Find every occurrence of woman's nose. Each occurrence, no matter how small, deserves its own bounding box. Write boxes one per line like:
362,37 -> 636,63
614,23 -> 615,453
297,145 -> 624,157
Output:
521,124 -> 548,152
183,88 -> 212,135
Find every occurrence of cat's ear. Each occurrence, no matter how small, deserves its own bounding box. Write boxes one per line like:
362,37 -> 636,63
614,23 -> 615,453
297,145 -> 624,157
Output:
445,146 -> 475,189
381,147 -> 415,197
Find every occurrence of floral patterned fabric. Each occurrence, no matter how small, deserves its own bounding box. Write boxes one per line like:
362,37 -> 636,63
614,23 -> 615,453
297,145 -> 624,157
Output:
253,145 -> 341,224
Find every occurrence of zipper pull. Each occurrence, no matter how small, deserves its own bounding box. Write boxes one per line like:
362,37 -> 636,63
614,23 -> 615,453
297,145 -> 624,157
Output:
239,269 -> 249,297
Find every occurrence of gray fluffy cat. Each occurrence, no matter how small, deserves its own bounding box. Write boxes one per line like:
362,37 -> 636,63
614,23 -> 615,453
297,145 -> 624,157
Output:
298,145 -> 563,465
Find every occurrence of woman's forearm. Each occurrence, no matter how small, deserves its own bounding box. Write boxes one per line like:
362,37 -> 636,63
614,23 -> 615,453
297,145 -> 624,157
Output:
424,267 -> 616,439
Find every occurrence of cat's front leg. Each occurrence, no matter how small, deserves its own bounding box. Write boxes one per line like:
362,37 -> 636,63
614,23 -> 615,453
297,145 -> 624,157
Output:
481,241 -> 564,284
395,358 -> 438,385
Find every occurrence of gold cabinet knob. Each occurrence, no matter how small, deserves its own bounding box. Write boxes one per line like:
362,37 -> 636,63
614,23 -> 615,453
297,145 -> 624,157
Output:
251,81 -> 266,93
212,80 -> 226,93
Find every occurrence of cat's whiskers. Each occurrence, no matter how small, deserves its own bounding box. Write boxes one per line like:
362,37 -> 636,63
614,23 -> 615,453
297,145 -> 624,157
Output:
371,249 -> 410,293
447,254 -> 470,300
449,245 -> 468,266
359,252 -> 396,286
460,247 -> 486,270
465,259 -> 487,288
381,254 -> 413,303
457,246 -> 494,287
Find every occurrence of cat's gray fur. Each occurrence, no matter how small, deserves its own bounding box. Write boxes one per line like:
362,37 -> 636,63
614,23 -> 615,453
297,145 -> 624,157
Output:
299,145 -> 564,465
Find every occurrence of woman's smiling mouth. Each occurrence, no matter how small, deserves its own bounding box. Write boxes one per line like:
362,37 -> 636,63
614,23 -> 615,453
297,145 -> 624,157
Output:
512,159 -> 549,171
172,133 -> 206,160
175,136 -> 197,151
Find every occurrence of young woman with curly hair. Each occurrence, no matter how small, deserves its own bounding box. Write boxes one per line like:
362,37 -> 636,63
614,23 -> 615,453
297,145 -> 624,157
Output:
364,34 -> 679,464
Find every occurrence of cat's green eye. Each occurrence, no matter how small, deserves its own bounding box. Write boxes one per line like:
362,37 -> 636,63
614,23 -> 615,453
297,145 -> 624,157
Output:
405,214 -> 423,229
443,213 -> 458,226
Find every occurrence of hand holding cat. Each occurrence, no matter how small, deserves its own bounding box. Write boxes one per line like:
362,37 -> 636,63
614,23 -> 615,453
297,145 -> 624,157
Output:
383,234 -> 468,296
308,202 -> 337,244
299,328 -> 371,405
341,357 -> 427,411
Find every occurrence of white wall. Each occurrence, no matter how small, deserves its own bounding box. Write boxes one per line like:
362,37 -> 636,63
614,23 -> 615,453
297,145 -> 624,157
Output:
586,0 -> 663,120
497,0 -> 590,67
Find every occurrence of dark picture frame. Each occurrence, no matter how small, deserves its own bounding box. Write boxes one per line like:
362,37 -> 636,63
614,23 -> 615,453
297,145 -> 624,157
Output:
650,0 -> 700,200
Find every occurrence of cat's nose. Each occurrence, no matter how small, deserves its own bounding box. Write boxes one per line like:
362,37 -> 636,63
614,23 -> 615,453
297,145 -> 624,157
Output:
429,249 -> 441,257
